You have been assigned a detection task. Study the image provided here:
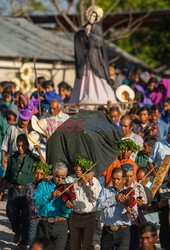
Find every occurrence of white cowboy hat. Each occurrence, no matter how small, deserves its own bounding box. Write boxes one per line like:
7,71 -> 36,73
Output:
86,5 -> 104,22
31,115 -> 47,135
115,85 -> 135,102
27,131 -> 40,147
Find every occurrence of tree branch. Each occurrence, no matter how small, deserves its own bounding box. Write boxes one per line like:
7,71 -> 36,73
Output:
66,0 -> 74,15
54,15 -> 69,32
103,0 -> 121,20
51,0 -> 78,32
79,0 -> 86,26
106,10 -> 151,42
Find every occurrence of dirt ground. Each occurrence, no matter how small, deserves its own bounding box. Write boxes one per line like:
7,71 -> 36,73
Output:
0,196 -> 16,250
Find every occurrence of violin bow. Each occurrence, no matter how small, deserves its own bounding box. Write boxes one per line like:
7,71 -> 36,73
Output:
125,164 -> 158,198
54,162 -> 98,199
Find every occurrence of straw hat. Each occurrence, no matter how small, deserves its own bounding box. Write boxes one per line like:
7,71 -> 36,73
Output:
86,5 -> 104,22
27,131 -> 40,147
115,85 -> 135,102
31,115 -> 47,135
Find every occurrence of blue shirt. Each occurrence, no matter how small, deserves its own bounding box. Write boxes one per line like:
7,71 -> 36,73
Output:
157,119 -> 168,140
148,139 -> 170,169
33,179 -> 72,218
97,186 -> 137,226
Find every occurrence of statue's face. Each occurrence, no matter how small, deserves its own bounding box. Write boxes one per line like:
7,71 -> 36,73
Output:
89,12 -> 97,24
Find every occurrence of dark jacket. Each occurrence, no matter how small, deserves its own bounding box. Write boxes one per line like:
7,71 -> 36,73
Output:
5,151 -> 40,185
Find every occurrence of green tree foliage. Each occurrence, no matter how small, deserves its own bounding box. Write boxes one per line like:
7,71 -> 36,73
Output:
115,18 -> 170,68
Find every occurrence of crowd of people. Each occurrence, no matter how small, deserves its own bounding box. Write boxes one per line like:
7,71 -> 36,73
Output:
0,4 -> 170,250
0,66 -> 169,250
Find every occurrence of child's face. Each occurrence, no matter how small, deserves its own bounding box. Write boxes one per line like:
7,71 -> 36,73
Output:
143,142 -> 152,155
4,94 -> 12,103
59,87 -> 67,98
163,101 -> 170,111
148,82 -> 156,92
45,86 -> 54,92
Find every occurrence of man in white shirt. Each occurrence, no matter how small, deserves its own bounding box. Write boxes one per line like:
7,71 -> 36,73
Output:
67,156 -> 101,250
43,99 -> 69,136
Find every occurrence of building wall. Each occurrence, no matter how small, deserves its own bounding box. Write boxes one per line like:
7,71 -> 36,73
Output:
0,60 -> 75,93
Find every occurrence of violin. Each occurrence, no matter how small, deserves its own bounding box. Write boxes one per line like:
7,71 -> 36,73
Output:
121,187 -> 137,219
122,187 -> 136,208
57,183 -> 76,203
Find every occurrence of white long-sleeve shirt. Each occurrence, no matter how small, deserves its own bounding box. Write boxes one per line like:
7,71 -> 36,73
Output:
66,175 -> 102,214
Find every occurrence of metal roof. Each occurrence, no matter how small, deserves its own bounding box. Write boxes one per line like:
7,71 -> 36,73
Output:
0,17 -> 150,70
0,17 -> 74,61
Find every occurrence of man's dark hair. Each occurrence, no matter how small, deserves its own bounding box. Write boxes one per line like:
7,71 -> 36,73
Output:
139,106 -> 150,115
58,81 -> 69,90
16,134 -> 29,147
134,89 -> 144,103
2,87 -> 13,98
120,115 -> 133,127
144,136 -> 156,147
111,167 -> 126,178
148,77 -> 157,85
163,97 -> 170,104
0,81 -> 10,89
109,106 -> 120,114
129,106 -> 140,116
98,105 -> 109,115
139,223 -> 157,237
43,80 -> 54,89
137,167 -> 150,176
37,77 -> 46,85
150,104 -> 161,114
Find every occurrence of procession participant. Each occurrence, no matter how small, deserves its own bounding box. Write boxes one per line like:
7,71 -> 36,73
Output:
135,136 -> 156,169
138,223 -> 164,250
6,104 -> 19,125
43,80 -> 63,103
136,167 -> 152,189
1,108 -> 32,168
109,106 -> 121,126
33,163 -> 73,250
67,156 -> 101,250
120,115 -> 143,161
148,127 -> 170,177
103,139 -> 140,187
161,97 -> 170,125
26,162 -> 52,246
0,134 -> 41,250
31,76 -> 46,99
150,105 -> 168,140
43,99 -> 69,136
133,107 -> 159,140
97,167 -> 137,250
122,164 -> 148,250
69,5 -> 117,104
58,81 -> 71,103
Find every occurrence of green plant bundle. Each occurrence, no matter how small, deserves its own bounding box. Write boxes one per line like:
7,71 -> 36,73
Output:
118,139 -> 140,158
32,162 -> 52,176
73,156 -> 93,173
